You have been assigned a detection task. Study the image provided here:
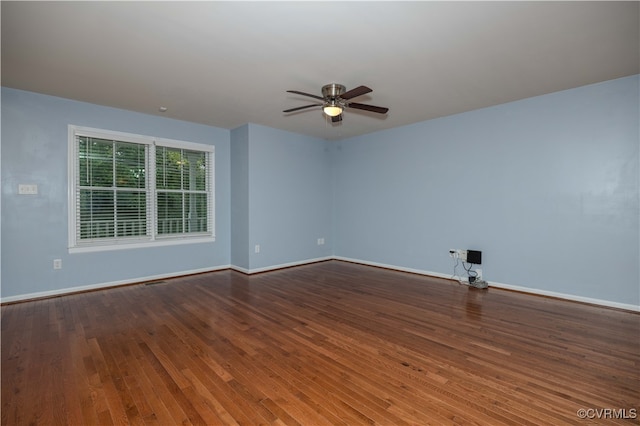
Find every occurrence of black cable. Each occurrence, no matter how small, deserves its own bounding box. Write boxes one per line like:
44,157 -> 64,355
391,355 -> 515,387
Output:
463,261 -> 477,277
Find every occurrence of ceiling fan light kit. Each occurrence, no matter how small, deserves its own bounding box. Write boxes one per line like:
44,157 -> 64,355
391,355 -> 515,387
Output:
323,103 -> 343,117
284,83 -> 389,122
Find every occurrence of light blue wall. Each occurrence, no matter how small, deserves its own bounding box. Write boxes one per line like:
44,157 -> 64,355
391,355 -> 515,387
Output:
334,75 -> 639,305
245,124 -> 333,270
1,88 -> 231,298
230,125 -> 250,270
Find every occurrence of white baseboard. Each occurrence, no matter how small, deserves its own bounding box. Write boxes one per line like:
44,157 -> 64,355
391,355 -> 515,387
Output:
333,256 -> 453,280
230,256 -> 333,275
229,265 -> 250,274
333,256 -> 640,312
0,265 -> 231,304
487,280 -> 640,312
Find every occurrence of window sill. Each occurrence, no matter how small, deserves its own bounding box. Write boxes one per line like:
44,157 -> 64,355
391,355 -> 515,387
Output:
69,236 -> 216,254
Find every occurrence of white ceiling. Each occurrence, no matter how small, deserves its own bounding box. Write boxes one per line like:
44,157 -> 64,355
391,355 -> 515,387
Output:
2,1 -> 638,140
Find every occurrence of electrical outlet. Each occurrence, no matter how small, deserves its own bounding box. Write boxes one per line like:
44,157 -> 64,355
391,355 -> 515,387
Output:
449,249 -> 467,261
317,238 -> 325,245
475,269 -> 483,280
254,245 -> 260,254
53,259 -> 62,270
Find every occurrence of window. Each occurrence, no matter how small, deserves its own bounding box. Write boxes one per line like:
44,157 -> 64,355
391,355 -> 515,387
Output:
68,126 -> 214,252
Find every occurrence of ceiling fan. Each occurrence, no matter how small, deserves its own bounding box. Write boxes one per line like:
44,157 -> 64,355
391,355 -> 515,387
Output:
283,84 -> 389,122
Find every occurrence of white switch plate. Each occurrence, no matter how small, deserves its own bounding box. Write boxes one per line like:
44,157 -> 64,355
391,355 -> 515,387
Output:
53,259 -> 62,270
18,184 -> 38,195
317,238 -> 325,245
254,244 -> 260,253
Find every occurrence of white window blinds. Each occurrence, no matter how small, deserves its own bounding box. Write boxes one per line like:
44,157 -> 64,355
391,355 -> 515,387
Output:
77,136 -> 151,241
155,146 -> 212,237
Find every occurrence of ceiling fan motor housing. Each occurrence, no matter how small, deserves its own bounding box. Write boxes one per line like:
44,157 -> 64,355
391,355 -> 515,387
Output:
321,84 -> 346,99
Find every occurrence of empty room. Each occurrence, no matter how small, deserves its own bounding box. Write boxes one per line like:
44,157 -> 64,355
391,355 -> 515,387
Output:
1,2 -> 639,425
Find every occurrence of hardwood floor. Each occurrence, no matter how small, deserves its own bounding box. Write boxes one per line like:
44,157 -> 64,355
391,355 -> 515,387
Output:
2,260 -> 639,425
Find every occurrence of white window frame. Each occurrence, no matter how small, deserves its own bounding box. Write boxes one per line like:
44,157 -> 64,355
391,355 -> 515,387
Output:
68,125 -> 215,253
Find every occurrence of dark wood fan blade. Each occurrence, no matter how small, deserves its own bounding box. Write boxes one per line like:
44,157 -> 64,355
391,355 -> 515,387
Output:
331,114 -> 343,123
283,104 -> 322,113
341,85 -> 372,100
286,90 -> 324,101
348,102 -> 389,114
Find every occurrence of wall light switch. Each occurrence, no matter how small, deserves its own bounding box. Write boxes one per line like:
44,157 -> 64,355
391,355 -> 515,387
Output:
19,184 -> 38,195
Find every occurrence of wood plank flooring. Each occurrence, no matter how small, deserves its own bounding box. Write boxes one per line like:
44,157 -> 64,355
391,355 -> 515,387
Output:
2,260 -> 639,425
